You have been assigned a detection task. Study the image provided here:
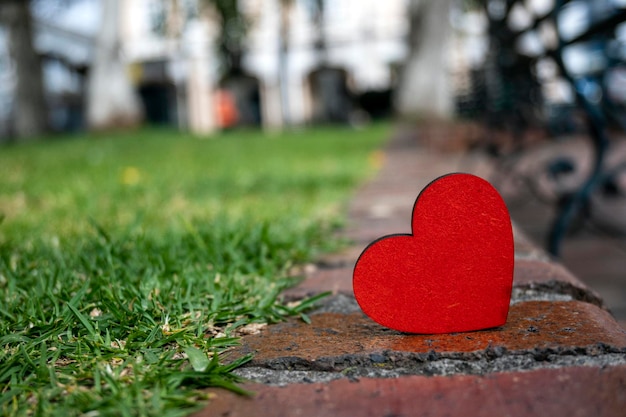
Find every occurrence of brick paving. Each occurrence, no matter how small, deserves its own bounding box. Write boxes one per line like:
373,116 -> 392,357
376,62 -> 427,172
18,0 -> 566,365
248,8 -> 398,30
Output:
198,366 -> 626,417
195,127 -> 626,417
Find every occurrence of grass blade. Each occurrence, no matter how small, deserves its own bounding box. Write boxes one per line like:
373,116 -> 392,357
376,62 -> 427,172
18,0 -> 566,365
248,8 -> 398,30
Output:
184,346 -> 211,372
66,302 -> 96,338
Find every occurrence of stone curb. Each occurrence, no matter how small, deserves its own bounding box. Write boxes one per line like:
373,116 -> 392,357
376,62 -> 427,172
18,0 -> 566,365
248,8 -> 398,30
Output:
195,129 -> 626,417
193,365 -> 626,417
230,300 -> 626,372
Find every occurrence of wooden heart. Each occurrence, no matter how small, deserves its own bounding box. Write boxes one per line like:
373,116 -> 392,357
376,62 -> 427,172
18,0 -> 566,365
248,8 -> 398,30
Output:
352,173 -> 514,334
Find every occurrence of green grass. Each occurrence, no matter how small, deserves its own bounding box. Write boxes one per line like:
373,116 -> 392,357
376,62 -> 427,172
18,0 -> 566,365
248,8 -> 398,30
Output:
0,124 -> 389,416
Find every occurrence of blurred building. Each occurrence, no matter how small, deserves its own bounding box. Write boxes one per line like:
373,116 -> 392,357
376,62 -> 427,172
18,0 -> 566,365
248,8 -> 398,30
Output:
0,0 -> 512,136
3,0 -> 624,138
120,0 -> 410,132
0,0 -> 414,136
241,0 -> 408,127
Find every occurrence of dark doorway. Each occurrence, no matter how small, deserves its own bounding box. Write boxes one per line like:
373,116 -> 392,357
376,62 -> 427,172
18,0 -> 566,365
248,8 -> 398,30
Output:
138,82 -> 176,125
308,67 -> 353,123
219,72 -> 262,126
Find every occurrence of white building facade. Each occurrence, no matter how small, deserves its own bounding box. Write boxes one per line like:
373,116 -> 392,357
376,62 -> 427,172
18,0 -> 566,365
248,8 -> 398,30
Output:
119,0 -> 410,132
0,0 -> 485,136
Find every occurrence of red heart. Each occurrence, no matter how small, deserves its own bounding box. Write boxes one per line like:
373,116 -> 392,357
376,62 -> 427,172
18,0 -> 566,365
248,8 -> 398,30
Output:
353,173 -> 514,334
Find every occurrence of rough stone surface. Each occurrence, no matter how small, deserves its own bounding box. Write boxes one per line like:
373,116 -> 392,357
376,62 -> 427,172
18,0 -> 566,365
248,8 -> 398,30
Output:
234,353 -> 626,384
194,365 -> 626,417
510,287 -> 574,304
229,301 -> 626,370
309,293 -> 362,315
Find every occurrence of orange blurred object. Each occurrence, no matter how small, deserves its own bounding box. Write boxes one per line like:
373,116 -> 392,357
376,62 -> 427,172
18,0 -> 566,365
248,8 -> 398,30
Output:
215,89 -> 239,128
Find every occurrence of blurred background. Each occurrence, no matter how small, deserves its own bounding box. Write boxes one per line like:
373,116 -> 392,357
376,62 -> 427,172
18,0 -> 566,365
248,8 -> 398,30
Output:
0,0 -> 457,138
0,0 -> 624,138
1,0 -> 625,320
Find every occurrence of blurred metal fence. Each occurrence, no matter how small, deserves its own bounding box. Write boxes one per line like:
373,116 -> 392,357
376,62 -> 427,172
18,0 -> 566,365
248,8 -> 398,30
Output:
468,0 -> 626,255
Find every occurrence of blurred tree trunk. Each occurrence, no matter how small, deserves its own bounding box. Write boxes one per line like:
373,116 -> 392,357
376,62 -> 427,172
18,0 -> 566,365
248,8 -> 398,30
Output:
0,0 -> 48,140
87,0 -> 142,130
278,0 -> 293,127
312,0 -> 326,62
394,0 -> 454,120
